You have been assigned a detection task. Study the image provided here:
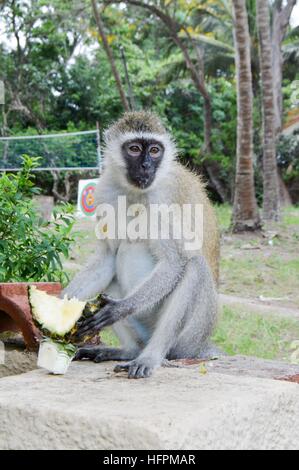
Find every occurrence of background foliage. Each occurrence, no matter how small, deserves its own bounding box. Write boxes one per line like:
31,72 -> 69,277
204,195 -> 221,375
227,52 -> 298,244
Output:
0,0 -> 298,202
0,156 -> 76,284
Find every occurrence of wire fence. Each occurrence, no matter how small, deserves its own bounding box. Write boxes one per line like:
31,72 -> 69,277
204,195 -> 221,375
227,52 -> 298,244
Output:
0,129 -> 102,172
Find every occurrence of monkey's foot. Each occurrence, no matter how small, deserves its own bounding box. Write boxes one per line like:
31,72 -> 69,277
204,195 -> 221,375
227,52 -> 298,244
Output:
114,358 -> 155,379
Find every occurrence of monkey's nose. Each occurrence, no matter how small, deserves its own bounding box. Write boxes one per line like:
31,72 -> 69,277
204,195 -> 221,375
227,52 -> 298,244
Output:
141,161 -> 151,170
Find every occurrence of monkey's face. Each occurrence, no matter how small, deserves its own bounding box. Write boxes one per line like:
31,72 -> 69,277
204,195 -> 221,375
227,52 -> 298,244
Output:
122,138 -> 164,189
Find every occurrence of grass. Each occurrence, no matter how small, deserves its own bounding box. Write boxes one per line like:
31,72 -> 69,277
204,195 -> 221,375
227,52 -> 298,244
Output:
212,305 -> 299,362
281,206 -> 299,226
220,254 -> 299,303
101,328 -> 120,347
214,203 -> 232,231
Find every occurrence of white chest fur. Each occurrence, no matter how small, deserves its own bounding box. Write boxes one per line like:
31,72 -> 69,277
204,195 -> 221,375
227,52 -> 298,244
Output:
115,241 -> 156,297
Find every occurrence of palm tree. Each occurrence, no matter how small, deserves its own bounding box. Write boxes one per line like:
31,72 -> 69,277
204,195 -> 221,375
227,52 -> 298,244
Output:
257,0 -> 280,221
272,0 -> 297,134
231,0 -> 260,231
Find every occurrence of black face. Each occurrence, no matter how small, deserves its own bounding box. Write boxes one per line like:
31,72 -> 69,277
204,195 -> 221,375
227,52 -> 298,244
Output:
122,138 -> 164,189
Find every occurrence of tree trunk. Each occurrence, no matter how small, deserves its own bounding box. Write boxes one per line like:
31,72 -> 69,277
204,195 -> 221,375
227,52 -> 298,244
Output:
271,0 -> 296,135
120,45 -> 136,111
170,35 -> 212,155
257,0 -> 280,221
193,43 -> 228,199
278,171 -> 292,207
161,19 -> 212,155
202,95 -> 212,154
272,9 -> 284,135
204,160 -> 229,202
91,0 -> 130,112
231,0 -> 261,232
51,170 -> 72,203
1,103 -> 9,168
194,43 -> 212,154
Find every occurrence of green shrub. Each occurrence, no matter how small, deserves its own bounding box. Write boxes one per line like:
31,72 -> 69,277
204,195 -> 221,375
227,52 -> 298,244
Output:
0,156 -> 76,285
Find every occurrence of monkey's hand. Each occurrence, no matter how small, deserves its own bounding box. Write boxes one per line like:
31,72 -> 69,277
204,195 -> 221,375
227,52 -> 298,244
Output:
114,355 -> 160,379
76,295 -> 127,338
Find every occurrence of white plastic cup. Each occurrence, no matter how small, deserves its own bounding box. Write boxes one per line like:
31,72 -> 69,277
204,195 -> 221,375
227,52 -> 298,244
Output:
37,339 -> 75,375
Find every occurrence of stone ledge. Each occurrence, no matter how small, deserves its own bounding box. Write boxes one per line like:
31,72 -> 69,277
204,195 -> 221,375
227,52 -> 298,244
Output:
0,359 -> 298,450
203,354 -> 299,381
0,348 -> 37,379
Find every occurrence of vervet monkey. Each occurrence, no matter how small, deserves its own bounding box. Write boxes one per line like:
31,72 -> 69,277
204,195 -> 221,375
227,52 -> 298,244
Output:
65,111 -> 220,379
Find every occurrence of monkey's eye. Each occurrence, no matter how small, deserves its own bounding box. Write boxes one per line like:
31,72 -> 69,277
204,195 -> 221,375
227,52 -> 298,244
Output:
149,146 -> 160,157
128,144 -> 142,155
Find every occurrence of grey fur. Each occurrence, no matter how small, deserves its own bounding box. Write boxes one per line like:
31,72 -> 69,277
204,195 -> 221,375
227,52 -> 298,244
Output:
64,112 -> 218,379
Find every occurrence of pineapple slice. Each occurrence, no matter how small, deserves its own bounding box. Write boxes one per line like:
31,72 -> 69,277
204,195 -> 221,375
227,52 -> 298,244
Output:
29,286 -> 104,374
29,286 -> 86,337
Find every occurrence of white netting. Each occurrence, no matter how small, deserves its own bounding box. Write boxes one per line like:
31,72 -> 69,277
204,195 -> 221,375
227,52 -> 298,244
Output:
0,130 -> 102,171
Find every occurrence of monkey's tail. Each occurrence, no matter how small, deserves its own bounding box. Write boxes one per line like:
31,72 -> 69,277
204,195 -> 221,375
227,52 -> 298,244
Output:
162,358 -> 211,369
163,342 -> 224,368
162,359 -> 184,368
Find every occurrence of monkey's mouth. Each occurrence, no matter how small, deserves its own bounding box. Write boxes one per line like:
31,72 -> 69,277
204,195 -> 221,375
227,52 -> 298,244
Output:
138,178 -> 152,189
127,172 -> 155,189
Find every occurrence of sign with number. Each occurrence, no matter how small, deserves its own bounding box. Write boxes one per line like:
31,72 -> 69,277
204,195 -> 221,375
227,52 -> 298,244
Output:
77,179 -> 99,217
